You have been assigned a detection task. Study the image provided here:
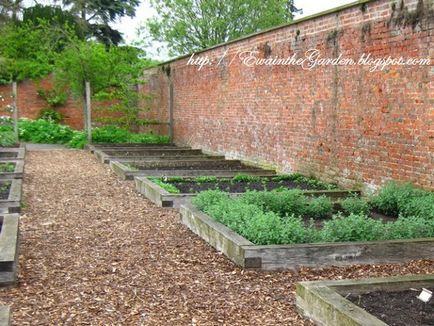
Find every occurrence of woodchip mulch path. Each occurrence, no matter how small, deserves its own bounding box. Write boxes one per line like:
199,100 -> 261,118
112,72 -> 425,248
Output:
0,150 -> 433,325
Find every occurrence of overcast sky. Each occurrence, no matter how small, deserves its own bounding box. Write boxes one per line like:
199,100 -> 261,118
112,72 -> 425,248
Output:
114,0 -> 356,59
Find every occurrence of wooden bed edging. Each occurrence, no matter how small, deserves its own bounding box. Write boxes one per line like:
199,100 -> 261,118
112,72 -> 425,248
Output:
0,305 -> 10,326
0,214 -> 20,287
137,176 -> 360,208
180,203 -> 434,271
0,148 -> 25,161
296,274 -> 434,326
0,179 -> 22,213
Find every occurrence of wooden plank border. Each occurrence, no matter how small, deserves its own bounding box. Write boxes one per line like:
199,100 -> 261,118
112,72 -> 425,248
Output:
296,274 -> 434,326
0,214 -> 20,287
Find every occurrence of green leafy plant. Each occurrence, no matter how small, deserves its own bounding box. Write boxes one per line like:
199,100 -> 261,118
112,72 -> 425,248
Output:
370,182 -> 427,216
195,176 -> 218,183
320,213 -> 385,242
0,131 -> 17,147
232,174 -> 261,182
37,88 -> 67,108
0,163 -> 15,172
18,119 -> 74,144
305,196 -> 333,219
399,195 -> 434,220
240,189 -> 307,218
384,216 -> 434,239
340,195 -> 370,215
150,178 -> 180,193
38,108 -> 63,123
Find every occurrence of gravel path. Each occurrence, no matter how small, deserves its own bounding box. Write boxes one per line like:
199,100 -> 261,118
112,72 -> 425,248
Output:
0,150 -> 433,325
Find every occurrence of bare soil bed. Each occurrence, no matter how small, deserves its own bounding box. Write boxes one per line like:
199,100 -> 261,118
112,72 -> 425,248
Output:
0,150 -> 432,325
347,287 -> 434,325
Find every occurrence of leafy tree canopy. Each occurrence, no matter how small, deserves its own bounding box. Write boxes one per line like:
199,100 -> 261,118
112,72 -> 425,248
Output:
144,0 -> 300,56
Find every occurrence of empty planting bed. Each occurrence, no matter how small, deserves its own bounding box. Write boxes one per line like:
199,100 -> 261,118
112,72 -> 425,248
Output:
86,143 -> 176,153
94,147 -> 206,164
0,214 -> 20,287
0,148 -> 25,161
110,160 -> 275,180
136,175 -> 357,208
296,274 -> 434,326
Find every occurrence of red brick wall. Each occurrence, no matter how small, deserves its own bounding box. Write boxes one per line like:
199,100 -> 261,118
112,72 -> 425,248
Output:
0,77 -> 84,129
142,0 -> 434,192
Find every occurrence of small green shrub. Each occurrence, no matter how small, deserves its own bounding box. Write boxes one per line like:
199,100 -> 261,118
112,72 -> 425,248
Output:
240,189 -> 307,217
385,216 -> 434,240
340,195 -> 370,215
399,195 -> 434,220
67,131 -> 87,149
192,190 -> 230,211
0,131 -> 17,147
37,88 -> 67,108
92,126 -> 130,143
320,213 -> 385,242
370,182 -> 425,216
38,108 -> 63,123
306,196 -> 333,219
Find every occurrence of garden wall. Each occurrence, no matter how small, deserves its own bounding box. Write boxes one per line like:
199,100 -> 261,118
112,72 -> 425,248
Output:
0,77 -> 84,129
141,0 -> 434,192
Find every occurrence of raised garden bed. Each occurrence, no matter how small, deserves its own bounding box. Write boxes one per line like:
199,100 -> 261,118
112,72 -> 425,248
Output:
0,148 -> 25,161
136,175 -> 357,208
296,274 -> 434,326
86,143 -> 176,153
0,214 -> 20,287
0,161 -> 24,179
179,184 -> 434,270
180,202 -> 434,270
110,160 -> 275,180
94,147 -> 204,163
0,180 -> 22,213
0,305 -> 10,326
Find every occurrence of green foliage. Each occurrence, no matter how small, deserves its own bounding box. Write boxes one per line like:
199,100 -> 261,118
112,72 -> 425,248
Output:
66,131 -> 87,149
0,162 -> 15,172
195,176 -> 218,183
240,189 -> 307,218
370,181 -> 428,216
18,119 -> 74,144
384,216 -> 434,239
399,195 -> 434,220
320,213 -> 385,242
0,22 -> 54,83
305,196 -> 333,219
37,88 -> 67,108
38,108 -> 63,123
271,173 -> 337,190
0,130 -> 16,146
193,189 -> 434,245
150,178 -> 180,193
232,174 -> 261,182
340,195 -> 370,215
143,0 -> 299,56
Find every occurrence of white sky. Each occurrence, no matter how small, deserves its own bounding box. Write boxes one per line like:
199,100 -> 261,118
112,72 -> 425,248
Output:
114,0 -> 356,60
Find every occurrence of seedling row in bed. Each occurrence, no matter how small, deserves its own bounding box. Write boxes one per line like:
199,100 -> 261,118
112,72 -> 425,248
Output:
136,174 -> 357,208
296,274 -> 434,326
0,161 -> 24,179
180,182 -> 434,270
0,180 -> 22,213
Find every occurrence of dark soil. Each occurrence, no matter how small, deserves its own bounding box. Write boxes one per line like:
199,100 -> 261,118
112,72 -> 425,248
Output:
0,152 -> 17,158
133,161 -> 259,171
171,179 -> 328,193
0,181 -> 11,200
347,287 -> 434,326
